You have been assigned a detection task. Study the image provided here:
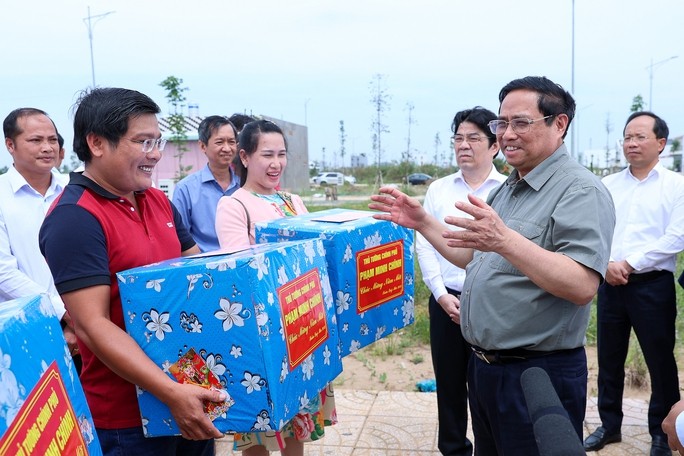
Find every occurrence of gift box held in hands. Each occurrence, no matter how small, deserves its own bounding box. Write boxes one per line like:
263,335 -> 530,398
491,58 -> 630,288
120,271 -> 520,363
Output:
117,239 -> 342,437
255,209 -> 415,356
0,294 -> 101,455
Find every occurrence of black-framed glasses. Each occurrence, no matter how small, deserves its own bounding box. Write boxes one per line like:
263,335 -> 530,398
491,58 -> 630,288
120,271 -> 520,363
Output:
126,137 -> 167,153
452,134 -> 488,145
618,135 -> 653,148
487,115 -> 555,135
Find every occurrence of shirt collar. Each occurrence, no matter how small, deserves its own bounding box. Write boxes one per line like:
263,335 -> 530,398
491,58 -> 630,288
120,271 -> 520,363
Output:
69,171 -> 146,200
627,161 -> 663,180
454,165 -> 505,187
506,143 -> 569,191
7,165 -> 67,195
200,164 -> 238,187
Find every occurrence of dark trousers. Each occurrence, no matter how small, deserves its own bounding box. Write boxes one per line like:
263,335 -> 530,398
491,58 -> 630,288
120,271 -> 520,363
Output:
596,272 -> 680,438
429,288 -> 473,456
468,347 -> 587,456
97,426 -> 215,456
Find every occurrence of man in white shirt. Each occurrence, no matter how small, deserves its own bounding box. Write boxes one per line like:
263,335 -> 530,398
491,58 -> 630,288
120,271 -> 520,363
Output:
416,106 -> 506,456
0,108 -> 73,348
585,112 -> 684,456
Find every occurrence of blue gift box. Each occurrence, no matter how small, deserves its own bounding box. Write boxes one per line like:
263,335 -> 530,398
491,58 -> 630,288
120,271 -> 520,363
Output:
255,209 -> 415,357
0,294 -> 101,455
117,239 -> 342,437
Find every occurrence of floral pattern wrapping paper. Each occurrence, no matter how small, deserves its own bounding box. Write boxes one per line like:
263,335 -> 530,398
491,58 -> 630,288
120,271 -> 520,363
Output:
255,209 -> 415,357
117,239 -> 342,437
0,295 -> 101,455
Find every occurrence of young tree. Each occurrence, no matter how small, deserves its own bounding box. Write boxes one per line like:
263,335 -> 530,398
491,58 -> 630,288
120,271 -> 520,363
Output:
605,113 -> 613,171
159,75 -> 192,181
671,137 -> 682,172
433,132 -> 441,166
369,74 -> 391,186
630,94 -> 645,113
339,120 -> 346,170
402,102 -> 415,183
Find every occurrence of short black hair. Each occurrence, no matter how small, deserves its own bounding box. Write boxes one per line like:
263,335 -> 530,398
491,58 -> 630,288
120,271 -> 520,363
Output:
499,76 -> 576,139
623,111 -> 669,140
229,113 -> 256,133
452,106 -> 499,154
3,107 -> 51,141
198,116 -> 237,145
72,88 -> 160,162
57,132 -> 64,149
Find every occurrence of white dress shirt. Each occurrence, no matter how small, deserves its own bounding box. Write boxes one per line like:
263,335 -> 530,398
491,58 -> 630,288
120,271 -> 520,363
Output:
416,166 -> 506,299
0,166 -> 67,318
602,162 -> 684,273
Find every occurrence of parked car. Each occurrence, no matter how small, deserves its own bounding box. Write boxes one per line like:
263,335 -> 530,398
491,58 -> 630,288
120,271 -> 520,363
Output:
313,172 -> 344,186
407,173 -> 432,185
344,175 -> 356,185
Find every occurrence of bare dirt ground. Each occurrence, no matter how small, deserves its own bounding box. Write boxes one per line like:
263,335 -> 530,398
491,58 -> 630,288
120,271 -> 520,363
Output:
334,343 -> 652,400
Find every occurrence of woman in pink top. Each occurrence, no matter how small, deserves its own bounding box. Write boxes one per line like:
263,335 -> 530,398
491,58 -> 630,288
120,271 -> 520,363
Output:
215,120 -> 336,455
215,120 -> 307,250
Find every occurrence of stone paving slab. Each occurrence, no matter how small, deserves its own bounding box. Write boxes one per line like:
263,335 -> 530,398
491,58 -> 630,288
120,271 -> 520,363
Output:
216,391 -> 651,455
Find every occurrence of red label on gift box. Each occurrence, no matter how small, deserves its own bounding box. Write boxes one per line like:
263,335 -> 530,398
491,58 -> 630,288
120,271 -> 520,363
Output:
356,240 -> 405,313
279,269 -> 329,370
0,361 -> 87,456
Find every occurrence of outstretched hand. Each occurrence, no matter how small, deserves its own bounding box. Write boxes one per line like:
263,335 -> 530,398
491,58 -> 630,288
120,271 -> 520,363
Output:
442,193 -> 510,252
368,186 -> 427,230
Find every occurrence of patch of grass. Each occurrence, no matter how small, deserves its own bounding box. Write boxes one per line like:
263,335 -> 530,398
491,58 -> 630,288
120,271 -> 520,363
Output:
332,375 -> 347,387
379,372 -> 387,383
368,333 -> 414,359
307,200 -> 372,212
625,336 -> 648,389
410,354 -> 425,364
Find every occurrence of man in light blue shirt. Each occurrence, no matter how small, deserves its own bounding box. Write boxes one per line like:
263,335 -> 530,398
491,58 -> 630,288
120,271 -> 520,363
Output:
172,116 -> 240,252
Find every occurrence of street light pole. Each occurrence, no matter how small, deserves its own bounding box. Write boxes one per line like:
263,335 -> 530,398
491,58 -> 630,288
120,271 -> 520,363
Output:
83,6 -> 115,88
304,98 -> 311,126
570,0 -> 576,160
647,55 -> 678,111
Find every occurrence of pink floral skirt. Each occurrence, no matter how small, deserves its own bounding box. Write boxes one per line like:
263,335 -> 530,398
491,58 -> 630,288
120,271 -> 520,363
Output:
232,383 -> 337,451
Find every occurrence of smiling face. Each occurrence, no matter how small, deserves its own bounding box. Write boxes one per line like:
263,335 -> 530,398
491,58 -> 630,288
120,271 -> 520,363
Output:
240,132 -> 287,195
454,121 -> 498,175
86,113 -> 162,198
201,123 -> 237,171
622,115 -> 665,177
497,89 -> 567,177
5,113 -> 59,177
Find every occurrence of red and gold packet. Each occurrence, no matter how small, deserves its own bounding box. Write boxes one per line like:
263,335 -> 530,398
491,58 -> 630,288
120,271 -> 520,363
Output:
169,348 -> 234,420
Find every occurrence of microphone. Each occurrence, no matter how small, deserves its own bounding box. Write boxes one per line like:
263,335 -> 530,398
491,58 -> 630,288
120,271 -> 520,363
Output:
520,367 -> 585,456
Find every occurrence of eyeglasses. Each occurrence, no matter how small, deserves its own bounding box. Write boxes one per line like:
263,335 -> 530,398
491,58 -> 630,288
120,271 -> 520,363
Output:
127,137 -> 167,153
618,135 -> 653,148
452,134 -> 488,145
487,115 -> 555,135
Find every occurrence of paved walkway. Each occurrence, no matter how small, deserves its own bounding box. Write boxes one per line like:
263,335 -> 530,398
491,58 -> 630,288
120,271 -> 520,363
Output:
216,390 -> 653,455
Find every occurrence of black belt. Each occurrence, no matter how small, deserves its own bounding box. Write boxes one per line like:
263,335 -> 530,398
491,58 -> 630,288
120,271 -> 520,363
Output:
471,346 -> 574,365
627,270 -> 671,284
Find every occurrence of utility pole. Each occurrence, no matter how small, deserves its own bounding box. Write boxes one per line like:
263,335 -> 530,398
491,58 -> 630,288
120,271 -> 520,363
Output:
647,56 -> 678,111
570,0 -> 576,160
83,6 -> 115,88
604,114 -> 612,173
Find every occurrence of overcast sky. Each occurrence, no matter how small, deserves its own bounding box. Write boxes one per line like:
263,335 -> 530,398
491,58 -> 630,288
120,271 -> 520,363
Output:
1,0 -> 682,170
